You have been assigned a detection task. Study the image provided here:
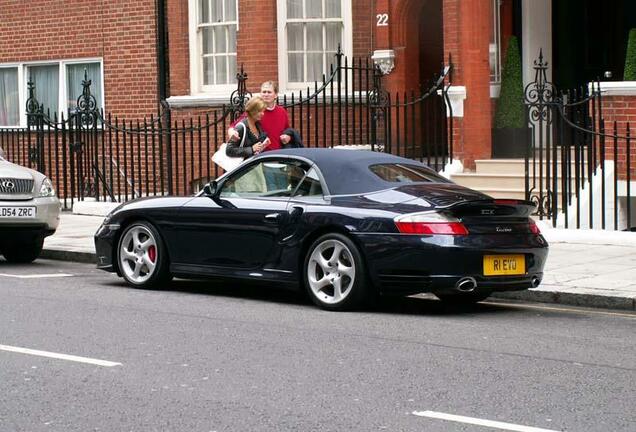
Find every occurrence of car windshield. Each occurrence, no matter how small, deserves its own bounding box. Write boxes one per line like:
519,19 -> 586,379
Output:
369,163 -> 449,183
220,159 -> 313,198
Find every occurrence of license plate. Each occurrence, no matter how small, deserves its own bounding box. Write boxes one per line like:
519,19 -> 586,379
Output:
483,254 -> 525,276
0,206 -> 36,218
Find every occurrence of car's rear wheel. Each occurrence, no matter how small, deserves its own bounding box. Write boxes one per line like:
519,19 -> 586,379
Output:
434,290 -> 492,305
117,221 -> 170,289
2,238 -> 44,263
304,233 -> 367,311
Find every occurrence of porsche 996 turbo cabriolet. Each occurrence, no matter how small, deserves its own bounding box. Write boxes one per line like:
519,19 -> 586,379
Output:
95,149 -> 548,311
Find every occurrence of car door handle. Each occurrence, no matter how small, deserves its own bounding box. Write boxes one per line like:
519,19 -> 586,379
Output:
264,213 -> 281,223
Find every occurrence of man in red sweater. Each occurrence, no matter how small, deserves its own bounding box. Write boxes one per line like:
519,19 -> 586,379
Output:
228,81 -> 291,151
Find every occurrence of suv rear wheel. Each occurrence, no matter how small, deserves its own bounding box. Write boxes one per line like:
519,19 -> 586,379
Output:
2,238 -> 44,263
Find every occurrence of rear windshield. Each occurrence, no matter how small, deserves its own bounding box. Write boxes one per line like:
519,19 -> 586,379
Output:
369,163 -> 449,183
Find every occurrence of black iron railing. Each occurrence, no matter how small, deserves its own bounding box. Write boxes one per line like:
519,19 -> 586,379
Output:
524,51 -> 634,231
0,50 -> 453,210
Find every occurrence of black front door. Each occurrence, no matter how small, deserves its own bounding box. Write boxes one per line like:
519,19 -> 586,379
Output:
175,195 -> 289,269
553,0 -> 636,89
169,157 -> 313,270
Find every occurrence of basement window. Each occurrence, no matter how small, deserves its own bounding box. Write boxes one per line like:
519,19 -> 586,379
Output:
0,60 -> 104,128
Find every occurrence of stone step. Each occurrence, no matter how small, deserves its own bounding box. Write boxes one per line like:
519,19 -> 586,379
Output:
474,188 -> 527,200
475,159 -> 525,174
453,172 -> 578,193
463,188 -> 568,201
475,159 -> 592,175
452,173 -> 525,190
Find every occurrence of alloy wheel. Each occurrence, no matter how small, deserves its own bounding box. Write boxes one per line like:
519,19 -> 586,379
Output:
307,239 -> 356,305
119,224 -> 158,284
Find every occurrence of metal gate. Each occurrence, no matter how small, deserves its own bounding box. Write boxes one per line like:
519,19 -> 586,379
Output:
524,51 -> 634,230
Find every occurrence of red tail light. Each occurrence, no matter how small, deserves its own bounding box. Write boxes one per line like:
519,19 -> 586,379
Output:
395,221 -> 469,235
494,199 -> 521,206
395,212 -> 469,235
529,219 -> 541,235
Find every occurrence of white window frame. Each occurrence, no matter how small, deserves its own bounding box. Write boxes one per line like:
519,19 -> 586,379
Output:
0,64 -> 23,128
0,58 -> 104,128
277,0 -> 353,92
188,0 -> 239,96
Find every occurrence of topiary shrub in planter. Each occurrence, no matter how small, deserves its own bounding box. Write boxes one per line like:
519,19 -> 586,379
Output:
492,36 -> 528,158
624,28 -> 636,81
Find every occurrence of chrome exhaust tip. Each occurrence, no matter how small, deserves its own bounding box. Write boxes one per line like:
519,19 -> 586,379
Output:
531,275 -> 541,288
456,277 -> 477,292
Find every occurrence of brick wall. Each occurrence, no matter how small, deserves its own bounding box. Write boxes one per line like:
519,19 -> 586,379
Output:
443,0 -> 460,83
166,0 -> 190,96
0,0 -> 159,118
352,0 -> 373,58
234,0 -> 279,93
600,95 -> 636,180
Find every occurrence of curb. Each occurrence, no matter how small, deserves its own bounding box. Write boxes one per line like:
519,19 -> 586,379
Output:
491,290 -> 636,312
38,248 -> 636,312
41,249 -> 96,264
72,201 -> 119,217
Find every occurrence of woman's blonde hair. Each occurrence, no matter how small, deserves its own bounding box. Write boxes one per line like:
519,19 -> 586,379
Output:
245,95 -> 267,118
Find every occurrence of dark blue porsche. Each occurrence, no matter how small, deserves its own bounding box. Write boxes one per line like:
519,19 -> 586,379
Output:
95,148 -> 548,311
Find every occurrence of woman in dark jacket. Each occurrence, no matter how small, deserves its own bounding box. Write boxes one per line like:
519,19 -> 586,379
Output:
226,95 -> 271,158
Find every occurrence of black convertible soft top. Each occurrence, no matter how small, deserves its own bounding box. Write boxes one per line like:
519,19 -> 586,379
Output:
256,148 -> 446,195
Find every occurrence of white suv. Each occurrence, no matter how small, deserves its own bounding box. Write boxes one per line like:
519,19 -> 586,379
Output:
0,150 -> 60,263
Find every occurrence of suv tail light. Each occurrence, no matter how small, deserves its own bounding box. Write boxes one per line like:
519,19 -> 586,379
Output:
394,212 -> 469,235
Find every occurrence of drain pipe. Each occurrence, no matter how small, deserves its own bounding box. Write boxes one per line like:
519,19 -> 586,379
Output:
155,0 -> 170,110
155,0 -> 172,194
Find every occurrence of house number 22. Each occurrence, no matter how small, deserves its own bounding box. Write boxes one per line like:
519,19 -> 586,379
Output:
376,13 -> 389,26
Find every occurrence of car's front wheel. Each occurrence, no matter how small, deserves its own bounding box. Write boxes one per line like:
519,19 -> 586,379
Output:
304,233 -> 368,311
2,238 -> 44,263
117,221 -> 170,289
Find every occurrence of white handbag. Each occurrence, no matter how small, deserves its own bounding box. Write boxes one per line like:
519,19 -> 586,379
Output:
212,123 -> 247,172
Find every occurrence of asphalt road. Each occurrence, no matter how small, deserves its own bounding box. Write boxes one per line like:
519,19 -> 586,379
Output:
1,259 -> 635,432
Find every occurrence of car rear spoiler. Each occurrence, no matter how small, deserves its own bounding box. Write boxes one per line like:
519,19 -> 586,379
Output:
443,199 -> 537,219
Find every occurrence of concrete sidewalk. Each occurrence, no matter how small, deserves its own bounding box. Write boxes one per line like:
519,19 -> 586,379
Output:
42,212 -> 636,311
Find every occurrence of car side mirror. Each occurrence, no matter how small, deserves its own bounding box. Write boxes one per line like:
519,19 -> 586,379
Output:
203,181 -> 218,197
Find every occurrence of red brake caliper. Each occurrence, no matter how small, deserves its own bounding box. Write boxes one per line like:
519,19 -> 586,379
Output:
148,245 -> 156,263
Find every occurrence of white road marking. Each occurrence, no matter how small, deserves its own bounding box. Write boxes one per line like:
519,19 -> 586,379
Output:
0,344 -> 122,367
412,411 -> 560,432
484,300 -> 636,319
0,273 -> 74,279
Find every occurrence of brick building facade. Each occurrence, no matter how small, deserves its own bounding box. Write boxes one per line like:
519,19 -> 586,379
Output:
1,0 -> 635,171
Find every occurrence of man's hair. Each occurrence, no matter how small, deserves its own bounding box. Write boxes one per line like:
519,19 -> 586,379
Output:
261,81 -> 278,93
245,95 -> 267,118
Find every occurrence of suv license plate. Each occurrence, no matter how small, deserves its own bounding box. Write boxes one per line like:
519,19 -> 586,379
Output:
0,206 -> 36,218
483,254 -> 525,276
